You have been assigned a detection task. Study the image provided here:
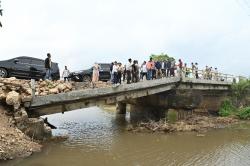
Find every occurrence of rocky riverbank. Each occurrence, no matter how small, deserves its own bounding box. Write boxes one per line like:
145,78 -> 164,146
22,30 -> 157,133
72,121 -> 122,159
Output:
127,115 -> 239,133
0,106 -> 41,160
0,77 -> 111,98
0,77 -> 111,161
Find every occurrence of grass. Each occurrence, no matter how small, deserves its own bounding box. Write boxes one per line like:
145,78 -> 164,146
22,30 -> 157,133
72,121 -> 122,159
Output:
237,107 -> 250,120
218,99 -> 236,117
167,109 -> 178,123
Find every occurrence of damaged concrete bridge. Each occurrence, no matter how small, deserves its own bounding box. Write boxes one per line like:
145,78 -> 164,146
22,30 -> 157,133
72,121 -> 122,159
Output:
26,77 -> 233,120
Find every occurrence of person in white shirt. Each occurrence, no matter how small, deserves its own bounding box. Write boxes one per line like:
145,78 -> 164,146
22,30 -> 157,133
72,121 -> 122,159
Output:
112,61 -> 118,84
140,61 -> 147,81
126,58 -> 132,84
62,66 -> 70,82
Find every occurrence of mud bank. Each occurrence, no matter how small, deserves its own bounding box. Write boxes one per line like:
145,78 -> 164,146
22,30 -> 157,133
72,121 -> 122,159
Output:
127,115 -> 239,133
0,77 -> 110,161
0,106 -> 41,160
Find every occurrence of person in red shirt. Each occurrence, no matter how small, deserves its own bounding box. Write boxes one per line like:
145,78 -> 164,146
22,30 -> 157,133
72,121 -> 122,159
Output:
146,58 -> 154,80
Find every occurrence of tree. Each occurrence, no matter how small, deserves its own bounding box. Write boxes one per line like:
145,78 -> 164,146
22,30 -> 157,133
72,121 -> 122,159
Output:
231,80 -> 250,107
150,53 -> 175,61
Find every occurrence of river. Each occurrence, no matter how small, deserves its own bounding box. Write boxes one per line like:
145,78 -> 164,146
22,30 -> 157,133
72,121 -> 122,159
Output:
3,106 -> 250,166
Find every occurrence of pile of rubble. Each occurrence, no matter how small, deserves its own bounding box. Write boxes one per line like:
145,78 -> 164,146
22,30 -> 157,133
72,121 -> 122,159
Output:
127,115 -> 239,133
0,77 -> 111,97
0,77 -> 111,160
0,106 -> 41,160
0,77 -> 74,98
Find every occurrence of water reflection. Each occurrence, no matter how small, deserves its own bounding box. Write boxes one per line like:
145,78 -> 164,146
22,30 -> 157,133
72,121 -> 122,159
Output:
3,106 -> 250,166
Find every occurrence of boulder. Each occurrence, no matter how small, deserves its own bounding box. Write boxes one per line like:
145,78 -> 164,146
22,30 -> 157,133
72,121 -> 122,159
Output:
65,83 -> 73,90
57,84 -> 67,92
6,91 -> 21,110
0,90 -> 7,100
49,88 -> 59,94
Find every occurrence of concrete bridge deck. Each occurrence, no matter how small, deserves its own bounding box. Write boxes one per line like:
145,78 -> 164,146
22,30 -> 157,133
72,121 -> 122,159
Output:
26,77 -> 232,117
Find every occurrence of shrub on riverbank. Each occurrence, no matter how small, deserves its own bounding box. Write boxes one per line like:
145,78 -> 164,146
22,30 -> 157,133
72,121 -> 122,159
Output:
219,80 -> 250,119
237,107 -> 250,120
231,80 -> 250,107
218,100 -> 236,117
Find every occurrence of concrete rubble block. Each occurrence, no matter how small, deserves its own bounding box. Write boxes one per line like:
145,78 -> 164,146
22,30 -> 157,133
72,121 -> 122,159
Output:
6,91 -> 21,110
65,83 -> 73,90
49,88 -> 59,94
0,90 -> 7,100
24,118 -> 52,140
14,108 -> 28,125
21,95 -> 32,102
43,124 -> 52,138
56,84 -> 67,92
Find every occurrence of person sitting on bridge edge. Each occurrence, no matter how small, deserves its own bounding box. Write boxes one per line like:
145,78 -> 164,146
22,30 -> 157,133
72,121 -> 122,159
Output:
44,53 -> 52,80
62,66 -> 70,82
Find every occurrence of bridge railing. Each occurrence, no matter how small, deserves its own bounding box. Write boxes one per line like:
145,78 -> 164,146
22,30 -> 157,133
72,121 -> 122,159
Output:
180,68 -> 236,83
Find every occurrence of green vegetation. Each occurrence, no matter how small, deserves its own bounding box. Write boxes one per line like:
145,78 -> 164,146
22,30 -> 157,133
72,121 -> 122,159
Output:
218,100 -> 236,117
219,80 -> 250,119
150,53 -> 175,61
231,80 -> 250,107
238,107 -> 250,120
167,109 -> 178,123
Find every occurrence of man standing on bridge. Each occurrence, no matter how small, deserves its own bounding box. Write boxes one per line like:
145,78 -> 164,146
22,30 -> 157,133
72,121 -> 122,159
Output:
45,53 -> 52,80
126,58 -> 132,84
195,62 -> 199,79
146,57 -> 154,80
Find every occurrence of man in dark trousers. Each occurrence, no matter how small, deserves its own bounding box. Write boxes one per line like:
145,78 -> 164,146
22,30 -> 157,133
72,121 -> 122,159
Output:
166,59 -> 171,77
45,53 -> 52,80
126,58 -> 132,84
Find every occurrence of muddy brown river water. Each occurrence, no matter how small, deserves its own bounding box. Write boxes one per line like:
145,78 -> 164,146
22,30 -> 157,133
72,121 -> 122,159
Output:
2,106 -> 250,166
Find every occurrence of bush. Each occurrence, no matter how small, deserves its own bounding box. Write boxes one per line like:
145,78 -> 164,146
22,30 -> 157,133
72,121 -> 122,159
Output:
218,100 -> 236,117
231,80 -> 250,107
150,53 -> 175,61
238,107 -> 250,120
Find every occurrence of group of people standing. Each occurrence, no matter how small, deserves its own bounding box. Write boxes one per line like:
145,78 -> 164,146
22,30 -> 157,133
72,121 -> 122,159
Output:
108,57 -> 220,85
45,53 -> 220,88
44,53 -> 70,82
109,59 -> 140,85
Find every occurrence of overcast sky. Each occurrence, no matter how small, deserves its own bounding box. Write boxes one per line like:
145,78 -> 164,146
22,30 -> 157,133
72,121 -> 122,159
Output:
0,0 -> 250,76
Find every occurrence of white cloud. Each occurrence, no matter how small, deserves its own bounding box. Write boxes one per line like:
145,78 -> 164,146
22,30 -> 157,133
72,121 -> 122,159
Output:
0,0 -> 250,76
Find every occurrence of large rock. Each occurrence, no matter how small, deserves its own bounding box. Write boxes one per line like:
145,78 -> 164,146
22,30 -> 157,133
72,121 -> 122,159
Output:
49,88 -> 59,94
6,91 -> 21,110
0,89 -> 7,100
57,84 -> 67,92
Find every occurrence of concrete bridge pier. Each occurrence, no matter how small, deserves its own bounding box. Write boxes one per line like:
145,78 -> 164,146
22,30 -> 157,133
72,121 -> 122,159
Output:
116,102 -> 127,115
129,104 -> 166,123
